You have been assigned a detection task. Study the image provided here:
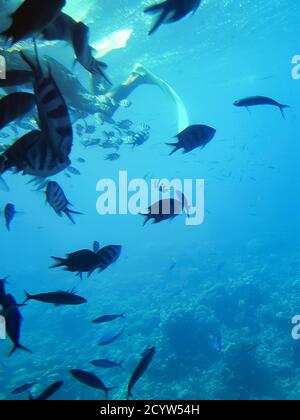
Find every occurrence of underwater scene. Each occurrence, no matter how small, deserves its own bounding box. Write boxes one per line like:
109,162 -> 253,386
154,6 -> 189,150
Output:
0,0 -> 299,401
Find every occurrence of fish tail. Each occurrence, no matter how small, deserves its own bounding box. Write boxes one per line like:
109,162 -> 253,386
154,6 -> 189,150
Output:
141,214 -> 151,226
118,360 -> 125,370
64,209 -> 83,224
145,4 -> 170,35
50,257 -> 66,268
280,104 -> 290,119
24,290 -> 32,303
120,313 -> 126,319
105,387 -> 117,400
144,1 -> 167,14
166,142 -> 180,156
9,343 -> 33,357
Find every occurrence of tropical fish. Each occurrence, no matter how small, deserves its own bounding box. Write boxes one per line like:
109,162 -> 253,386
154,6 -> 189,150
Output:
132,131 -> 150,147
46,181 -> 81,224
66,166 -> 81,176
50,249 -> 101,278
70,370 -> 114,400
20,42 -> 73,165
93,314 -> 125,324
77,157 -> 86,163
127,347 -> 156,399
105,153 -> 120,161
90,359 -> 124,370
98,326 -> 125,346
234,96 -> 289,118
141,198 -> 184,226
0,130 -> 71,178
166,125 -> 216,155
96,245 -> 122,272
24,290 -> 87,306
0,93 -> 36,131
5,294 -> 32,357
31,381 -> 64,400
116,120 -> 133,130
1,0 -> 66,44
145,0 -> 201,35
11,382 -> 37,396
4,203 -> 16,231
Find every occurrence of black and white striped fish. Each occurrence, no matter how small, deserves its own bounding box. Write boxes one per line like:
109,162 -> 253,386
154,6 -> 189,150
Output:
46,181 -> 81,224
0,130 -> 71,178
96,245 -> 122,272
0,92 -> 36,131
20,42 -> 73,164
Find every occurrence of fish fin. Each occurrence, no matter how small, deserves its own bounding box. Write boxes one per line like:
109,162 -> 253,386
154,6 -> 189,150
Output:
144,1 -> 167,14
166,141 -> 180,156
50,257 -> 66,268
147,7 -> 170,35
120,313 -> 126,319
118,360 -> 125,370
141,214 -> 151,226
9,343 -> 33,357
24,290 -> 32,303
0,176 -> 10,192
105,387 -> 117,401
280,105 -> 290,119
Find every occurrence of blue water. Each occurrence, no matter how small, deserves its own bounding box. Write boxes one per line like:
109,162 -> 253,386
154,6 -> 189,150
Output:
0,0 -> 300,400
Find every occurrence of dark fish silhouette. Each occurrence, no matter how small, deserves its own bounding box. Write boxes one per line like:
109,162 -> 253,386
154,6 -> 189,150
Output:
145,0 -> 201,35
1,0 -> 66,44
70,370 -> 114,400
30,381 -> 64,400
11,382 -> 36,395
0,93 -> 36,131
105,153 -> 120,161
0,70 -> 33,88
142,198 -> 184,225
96,245 -> 122,272
90,359 -> 124,370
98,326 -> 125,346
0,277 -> 9,310
93,314 -> 125,324
24,290 -> 87,306
127,347 -> 156,399
4,203 -> 16,231
166,125 -> 216,155
50,249 -> 101,278
234,96 -> 289,119
46,181 -> 82,224
5,294 -> 32,357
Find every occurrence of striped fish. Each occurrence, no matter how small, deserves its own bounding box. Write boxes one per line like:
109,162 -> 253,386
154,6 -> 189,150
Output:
20,42 -> 73,164
0,130 -> 71,178
0,92 -> 36,131
96,245 -> 122,272
46,181 -> 81,224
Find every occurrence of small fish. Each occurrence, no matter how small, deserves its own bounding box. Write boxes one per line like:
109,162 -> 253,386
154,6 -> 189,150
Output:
145,0 -> 201,35
166,125 -> 216,155
77,157 -> 86,163
24,290 -> 87,306
105,153 -> 120,161
142,198 -> 184,226
70,369 -> 114,400
137,123 -> 151,132
169,261 -> 177,271
11,382 -> 36,395
98,326 -> 125,346
132,131 -> 150,147
4,204 -> 17,231
90,359 -> 124,370
93,241 -> 101,253
234,96 -> 289,119
116,120 -> 133,130
93,314 -> 125,324
119,100 -> 132,108
1,0 -> 66,44
5,294 -> 32,357
50,249 -> 101,278
46,181 -> 82,224
127,347 -> 156,399
32,381 -> 64,401
85,125 -> 97,135
66,166 -> 81,176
